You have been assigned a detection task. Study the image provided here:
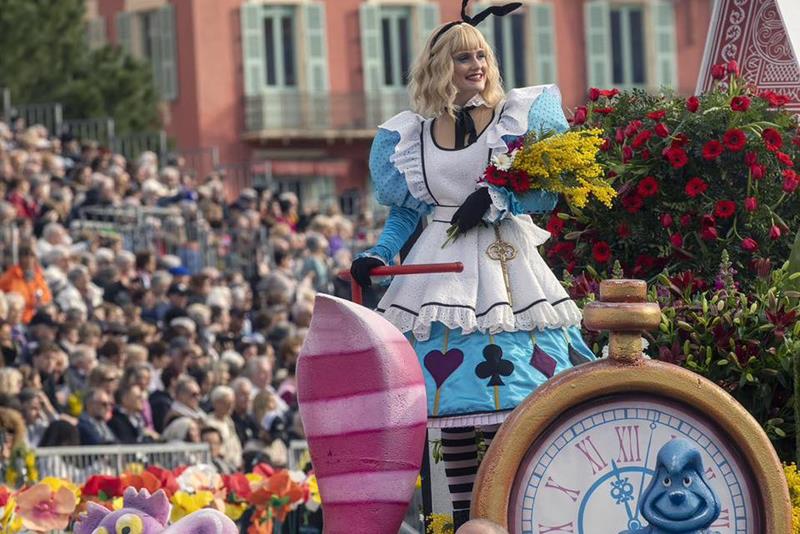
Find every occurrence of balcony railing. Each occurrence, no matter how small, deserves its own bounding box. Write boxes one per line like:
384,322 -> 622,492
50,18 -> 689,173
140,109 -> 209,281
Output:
244,91 -> 411,137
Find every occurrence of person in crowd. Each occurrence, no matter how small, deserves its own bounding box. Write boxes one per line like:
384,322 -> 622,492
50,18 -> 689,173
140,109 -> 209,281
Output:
164,375 -> 206,427
207,385 -> 242,469
77,389 -> 117,445
108,384 -> 156,444
18,388 -> 57,446
0,246 -> 52,323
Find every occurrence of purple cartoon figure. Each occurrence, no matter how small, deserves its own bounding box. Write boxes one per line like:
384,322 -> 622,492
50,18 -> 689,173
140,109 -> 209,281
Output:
74,487 -> 238,534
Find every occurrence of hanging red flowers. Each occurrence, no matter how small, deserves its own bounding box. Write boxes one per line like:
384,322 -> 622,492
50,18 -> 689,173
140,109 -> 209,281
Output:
740,237 -> 758,252
744,197 -> 758,212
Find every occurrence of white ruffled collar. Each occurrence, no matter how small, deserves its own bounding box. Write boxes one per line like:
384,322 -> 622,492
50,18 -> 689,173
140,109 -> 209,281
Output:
453,94 -> 487,111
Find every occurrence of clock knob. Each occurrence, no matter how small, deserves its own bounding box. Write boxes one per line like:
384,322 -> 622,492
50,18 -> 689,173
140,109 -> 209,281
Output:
583,279 -> 661,362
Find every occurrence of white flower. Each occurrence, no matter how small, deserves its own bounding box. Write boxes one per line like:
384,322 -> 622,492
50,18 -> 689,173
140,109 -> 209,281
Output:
492,153 -> 514,171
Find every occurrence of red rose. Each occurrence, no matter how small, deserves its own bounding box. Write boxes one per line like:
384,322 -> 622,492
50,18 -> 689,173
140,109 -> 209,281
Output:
617,223 -> 631,238
647,110 -> 667,121
685,177 -> 708,198
671,133 -> 689,148
637,176 -> 660,198
622,146 -> 634,163
589,88 -> 601,101
640,149 -> 651,160
726,60 -> 739,76
664,147 -> 689,169
621,193 -> 644,213
750,164 -> 765,180
573,106 -> 587,125
701,226 -> 719,241
711,63 -> 727,80
762,128 -> 783,152
770,225 -> 782,240
670,233 -> 683,248
686,96 -> 700,112
631,130 -> 652,149
776,151 -> 794,167
744,197 -> 758,212
730,96 -> 751,111
592,241 -> 611,263
722,129 -> 746,151
624,120 -> 642,138
783,173 -> 799,193
615,127 -> 625,143
741,237 -> 758,252
600,138 -> 611,152
594,107 -> 614,115
546,213 -> 565,237
654,123 -> 670,138
680,214 -> 692,227
714,200 -> 736,219
759,90 -> 790,107
702,140 -> 723,160
600,89 -> 620,99
660,213 -> 674,228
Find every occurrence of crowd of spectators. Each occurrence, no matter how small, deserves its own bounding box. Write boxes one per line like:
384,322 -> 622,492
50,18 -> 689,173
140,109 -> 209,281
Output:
0,119 -> 382,478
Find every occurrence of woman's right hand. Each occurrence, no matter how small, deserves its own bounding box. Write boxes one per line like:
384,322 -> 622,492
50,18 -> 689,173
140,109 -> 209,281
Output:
350,256 -> 386,288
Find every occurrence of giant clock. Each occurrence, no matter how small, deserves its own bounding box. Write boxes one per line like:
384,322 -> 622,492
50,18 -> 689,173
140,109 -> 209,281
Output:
472,280 -> 791,533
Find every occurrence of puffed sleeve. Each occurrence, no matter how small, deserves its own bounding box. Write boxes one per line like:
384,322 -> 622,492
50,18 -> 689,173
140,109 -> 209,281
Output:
482,85 -> 565,223
358,113 -> 433,265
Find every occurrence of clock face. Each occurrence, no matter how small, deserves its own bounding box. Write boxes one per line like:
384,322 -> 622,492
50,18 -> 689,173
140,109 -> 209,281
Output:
509,395 -> 759,534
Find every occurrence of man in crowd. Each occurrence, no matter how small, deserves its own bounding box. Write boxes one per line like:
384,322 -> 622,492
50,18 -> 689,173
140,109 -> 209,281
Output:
77,389 -> 117,445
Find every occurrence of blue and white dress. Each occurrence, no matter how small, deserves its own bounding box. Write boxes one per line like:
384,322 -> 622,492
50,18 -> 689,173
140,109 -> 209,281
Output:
362,85 -> 595,428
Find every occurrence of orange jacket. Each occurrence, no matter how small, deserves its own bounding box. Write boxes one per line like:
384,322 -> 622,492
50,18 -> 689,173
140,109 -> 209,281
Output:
0,265 -> 52,323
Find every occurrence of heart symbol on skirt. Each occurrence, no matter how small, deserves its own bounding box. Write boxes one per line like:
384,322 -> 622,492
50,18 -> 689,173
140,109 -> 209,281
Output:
424,348 -> 464,388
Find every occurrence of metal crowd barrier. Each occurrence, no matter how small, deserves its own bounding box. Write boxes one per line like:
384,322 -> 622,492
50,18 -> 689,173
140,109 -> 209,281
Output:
35,443 -> 211,485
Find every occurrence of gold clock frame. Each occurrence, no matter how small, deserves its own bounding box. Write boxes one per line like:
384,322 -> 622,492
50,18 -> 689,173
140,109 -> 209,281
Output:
471,281 -> 793,533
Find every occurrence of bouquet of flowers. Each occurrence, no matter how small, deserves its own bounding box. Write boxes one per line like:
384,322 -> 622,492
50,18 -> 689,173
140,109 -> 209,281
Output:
443,128 -> 614,246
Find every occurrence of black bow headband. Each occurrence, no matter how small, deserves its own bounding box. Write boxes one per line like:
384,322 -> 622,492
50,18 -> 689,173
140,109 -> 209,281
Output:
430,0 -> 523,49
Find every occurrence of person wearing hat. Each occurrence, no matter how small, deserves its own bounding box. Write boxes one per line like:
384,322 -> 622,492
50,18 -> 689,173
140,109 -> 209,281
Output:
160,282 -> 189,326
0,246 -> 52,324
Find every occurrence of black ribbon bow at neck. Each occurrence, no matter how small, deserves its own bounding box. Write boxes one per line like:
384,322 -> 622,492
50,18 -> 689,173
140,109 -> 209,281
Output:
454,105 -> 478,149
430,0 -> 523,48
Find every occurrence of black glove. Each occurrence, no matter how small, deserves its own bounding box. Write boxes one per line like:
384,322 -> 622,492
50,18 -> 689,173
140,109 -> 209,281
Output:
350,256 -> 385,288
451,187 -> 492,234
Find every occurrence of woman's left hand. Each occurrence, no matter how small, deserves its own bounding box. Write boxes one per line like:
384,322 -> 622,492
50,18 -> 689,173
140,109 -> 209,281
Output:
450,187 -> 491,234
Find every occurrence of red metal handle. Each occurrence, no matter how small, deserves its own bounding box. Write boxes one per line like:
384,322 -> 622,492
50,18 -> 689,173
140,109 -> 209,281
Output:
340,262 -> 464,305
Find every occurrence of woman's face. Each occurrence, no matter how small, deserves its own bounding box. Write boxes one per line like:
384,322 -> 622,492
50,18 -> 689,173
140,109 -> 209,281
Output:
451,48 -> 487,98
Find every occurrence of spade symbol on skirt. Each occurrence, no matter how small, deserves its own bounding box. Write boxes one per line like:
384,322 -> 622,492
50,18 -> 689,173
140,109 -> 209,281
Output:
475,344 -> 514,386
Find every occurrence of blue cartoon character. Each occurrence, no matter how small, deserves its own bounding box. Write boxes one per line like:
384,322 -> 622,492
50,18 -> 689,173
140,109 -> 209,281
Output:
620,439 -> 721,534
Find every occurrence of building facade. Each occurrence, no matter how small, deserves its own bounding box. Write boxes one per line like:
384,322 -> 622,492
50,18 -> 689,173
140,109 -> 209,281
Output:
87,0 -> 713,210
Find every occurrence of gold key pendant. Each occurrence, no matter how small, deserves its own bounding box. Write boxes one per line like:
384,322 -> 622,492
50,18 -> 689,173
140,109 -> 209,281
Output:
486,224 -> 517,306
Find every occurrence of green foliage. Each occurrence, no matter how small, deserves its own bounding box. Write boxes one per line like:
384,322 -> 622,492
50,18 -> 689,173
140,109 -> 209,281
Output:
0,0 -> 160,133
569,254 -> 800,462
544,69 -> 800,291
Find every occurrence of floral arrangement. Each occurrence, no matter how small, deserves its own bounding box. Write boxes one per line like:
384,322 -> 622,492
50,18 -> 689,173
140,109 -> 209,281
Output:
565,251 -> 800,462
547,61 -> 800,288
0,464 -> 320,533
443,128 -> 613,246
783,463 -> 800,532
490,129 -> 615,209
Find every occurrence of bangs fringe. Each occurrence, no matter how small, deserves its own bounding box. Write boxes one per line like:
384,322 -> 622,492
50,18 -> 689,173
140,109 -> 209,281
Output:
409,23 -> 505,119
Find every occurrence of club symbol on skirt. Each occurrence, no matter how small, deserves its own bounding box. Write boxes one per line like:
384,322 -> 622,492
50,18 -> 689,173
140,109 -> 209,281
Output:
475,344 -> 514,410
424,348 -> 464,416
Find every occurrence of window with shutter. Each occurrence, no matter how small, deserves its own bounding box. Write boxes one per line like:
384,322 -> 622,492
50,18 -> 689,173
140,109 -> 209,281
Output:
493,12 -> 527,89
652,0 -> 677,90
609,5 -> 646,90
584,1 -> 612,89
530,3 -> 556,85
380,6 -> 413,88
263,6 -> 298,88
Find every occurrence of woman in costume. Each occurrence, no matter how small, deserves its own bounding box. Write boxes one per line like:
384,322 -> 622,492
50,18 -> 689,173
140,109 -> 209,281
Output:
350,1 -> 595,527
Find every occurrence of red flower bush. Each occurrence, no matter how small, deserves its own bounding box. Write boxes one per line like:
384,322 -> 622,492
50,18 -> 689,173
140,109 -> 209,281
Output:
541,67 -> 800,289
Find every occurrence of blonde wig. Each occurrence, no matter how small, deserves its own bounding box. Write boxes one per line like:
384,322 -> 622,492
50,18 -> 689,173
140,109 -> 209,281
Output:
409,23 -> 505,118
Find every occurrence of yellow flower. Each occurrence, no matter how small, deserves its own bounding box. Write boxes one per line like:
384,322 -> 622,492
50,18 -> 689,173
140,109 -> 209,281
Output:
2,494 -> 22,534
426,513 -> 454,534
41,477 -> 80,499
225,502 -> 248,521
784,464 -> 800,532
67,393 -> 83,417
170,490 -> 214,522
512,128 -> 614,209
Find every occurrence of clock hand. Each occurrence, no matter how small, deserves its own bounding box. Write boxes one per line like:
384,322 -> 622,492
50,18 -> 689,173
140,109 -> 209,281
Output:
633,424 -> 657,523
609,460 -> 636,522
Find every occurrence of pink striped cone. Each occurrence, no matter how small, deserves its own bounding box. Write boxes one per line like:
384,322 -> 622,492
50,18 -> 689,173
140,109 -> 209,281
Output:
298,295 -> 427,534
